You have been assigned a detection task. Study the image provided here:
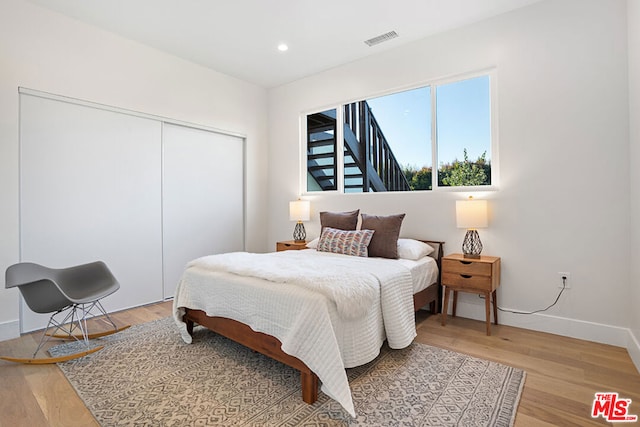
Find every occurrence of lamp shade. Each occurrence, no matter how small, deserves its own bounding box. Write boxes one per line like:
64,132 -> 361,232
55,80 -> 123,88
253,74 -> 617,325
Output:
456,198 -> 488,229
289,200 -> 310,221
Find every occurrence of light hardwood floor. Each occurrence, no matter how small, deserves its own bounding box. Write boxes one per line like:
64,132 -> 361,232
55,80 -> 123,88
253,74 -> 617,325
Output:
1,302 -> 638,426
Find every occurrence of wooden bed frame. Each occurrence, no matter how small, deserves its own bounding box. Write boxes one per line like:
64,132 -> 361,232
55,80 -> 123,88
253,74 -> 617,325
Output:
182,240 -> 444,405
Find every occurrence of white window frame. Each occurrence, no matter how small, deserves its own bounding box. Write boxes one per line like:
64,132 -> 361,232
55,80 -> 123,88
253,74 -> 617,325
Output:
300,68 -> 499,194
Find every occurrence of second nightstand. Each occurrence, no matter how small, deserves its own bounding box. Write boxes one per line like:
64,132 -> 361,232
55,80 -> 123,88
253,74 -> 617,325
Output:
276,240 -> 308,252
441,253 -> 501,336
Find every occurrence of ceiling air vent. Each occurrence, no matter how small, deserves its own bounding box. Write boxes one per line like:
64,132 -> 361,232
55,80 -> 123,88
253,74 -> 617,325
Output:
364,31 -> 399,47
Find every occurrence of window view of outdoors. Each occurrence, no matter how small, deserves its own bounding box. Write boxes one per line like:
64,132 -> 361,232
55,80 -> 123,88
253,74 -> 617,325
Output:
366,86 -> 431,191
435,76 -> 491,187
306,74 -> 492,192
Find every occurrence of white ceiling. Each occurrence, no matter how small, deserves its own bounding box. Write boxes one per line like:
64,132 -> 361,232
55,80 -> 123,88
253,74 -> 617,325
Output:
28,0 -> 543,88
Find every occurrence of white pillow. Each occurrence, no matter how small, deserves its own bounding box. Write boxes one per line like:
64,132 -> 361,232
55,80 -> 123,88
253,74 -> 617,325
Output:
306,237 -> 319,249
397,239 -> 434,260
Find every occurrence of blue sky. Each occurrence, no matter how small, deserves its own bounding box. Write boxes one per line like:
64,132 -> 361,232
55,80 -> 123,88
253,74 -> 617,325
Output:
367,75 -> 491,170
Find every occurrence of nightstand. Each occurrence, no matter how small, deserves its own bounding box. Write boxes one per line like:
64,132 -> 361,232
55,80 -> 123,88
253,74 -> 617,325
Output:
276,240 -> 308,252
441,253 -> 501,335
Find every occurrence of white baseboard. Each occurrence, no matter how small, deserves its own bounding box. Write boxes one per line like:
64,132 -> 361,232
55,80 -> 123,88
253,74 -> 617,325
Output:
447,300 -> 629,347
627,329 -> 640,374
0,319 -> 20,342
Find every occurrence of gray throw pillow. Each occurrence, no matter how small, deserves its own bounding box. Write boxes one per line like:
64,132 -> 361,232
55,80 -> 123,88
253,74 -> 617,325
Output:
360,213 -> 405,259
319,209 -> 360,231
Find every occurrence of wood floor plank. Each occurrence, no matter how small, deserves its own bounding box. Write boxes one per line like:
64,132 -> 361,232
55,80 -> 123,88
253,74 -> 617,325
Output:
23,363 -> 98,427
524,374 -> 600,406
1,301 -> 639,426
0,366 -> 49,427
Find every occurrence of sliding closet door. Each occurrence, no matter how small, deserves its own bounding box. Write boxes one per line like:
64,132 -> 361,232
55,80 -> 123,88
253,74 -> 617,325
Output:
20,94 -> 164,332
162,123 -> 244,298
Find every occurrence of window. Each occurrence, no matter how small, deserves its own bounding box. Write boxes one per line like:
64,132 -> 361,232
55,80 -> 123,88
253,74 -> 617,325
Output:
304,72 -> 495,193
436,76 -> 491,187
306,108 -> 337,191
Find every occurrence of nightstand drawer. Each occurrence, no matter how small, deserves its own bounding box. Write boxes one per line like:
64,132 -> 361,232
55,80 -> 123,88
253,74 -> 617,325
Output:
442,272 -> 492,291
442,258 -> 492,276
276,241 -> 307,251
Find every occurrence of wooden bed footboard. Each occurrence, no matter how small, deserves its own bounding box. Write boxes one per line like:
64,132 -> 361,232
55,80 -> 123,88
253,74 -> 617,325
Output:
182,285 -> 441,405
183,308 -> 319,404
183,240 -> 444,406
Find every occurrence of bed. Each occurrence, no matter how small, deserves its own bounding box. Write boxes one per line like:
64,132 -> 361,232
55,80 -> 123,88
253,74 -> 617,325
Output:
173,239 -> 443,417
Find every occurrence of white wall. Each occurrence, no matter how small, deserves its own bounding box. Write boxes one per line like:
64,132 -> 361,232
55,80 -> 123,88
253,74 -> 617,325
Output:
268,0 -> 633,348
0,0 -> 269,339
628,0 -> 640,369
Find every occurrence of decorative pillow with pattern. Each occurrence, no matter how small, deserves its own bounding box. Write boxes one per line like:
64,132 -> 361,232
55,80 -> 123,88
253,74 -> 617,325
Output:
317,227 -> 374,257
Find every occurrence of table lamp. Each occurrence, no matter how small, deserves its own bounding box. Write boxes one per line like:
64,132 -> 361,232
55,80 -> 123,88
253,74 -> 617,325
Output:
456,196 -> 488,258
289,200 -> 310,242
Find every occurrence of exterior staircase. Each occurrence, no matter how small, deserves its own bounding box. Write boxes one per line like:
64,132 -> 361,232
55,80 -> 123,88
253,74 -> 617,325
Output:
307,110 -> 338,191
307,102 -> 410,192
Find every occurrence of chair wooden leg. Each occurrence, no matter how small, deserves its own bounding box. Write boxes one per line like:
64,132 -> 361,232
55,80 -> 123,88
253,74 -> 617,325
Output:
0,345 -> 103,364
47,324 -> 131,340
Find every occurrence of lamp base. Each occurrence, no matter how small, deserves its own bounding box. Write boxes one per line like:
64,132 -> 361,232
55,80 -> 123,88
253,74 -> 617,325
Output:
462,229 -> 483,258
293,221 -> 306,242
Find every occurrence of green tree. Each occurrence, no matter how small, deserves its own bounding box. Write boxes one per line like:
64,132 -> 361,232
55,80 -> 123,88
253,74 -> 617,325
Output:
403,165 -> 416,186
440,149 -> 489,187
403,165 -> 432,190
411,167 -> 432,190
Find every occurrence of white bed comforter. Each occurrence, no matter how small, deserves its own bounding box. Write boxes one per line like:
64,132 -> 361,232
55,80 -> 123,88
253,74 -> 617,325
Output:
173,250 -> 416,417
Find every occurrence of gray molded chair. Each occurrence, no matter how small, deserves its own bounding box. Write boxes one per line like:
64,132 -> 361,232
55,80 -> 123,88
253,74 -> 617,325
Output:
4,261 -> 122,362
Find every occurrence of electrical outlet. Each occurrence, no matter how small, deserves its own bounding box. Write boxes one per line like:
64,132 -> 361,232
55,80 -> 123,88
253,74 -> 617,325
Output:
558,272 -> 571,289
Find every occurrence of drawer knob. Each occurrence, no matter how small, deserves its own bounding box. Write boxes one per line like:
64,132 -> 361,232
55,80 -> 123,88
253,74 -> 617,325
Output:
461,261 -> 472,265
460,274 -> 472,279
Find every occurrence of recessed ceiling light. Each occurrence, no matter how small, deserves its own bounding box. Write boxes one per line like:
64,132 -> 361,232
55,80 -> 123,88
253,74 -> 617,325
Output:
277,43 -> 289,52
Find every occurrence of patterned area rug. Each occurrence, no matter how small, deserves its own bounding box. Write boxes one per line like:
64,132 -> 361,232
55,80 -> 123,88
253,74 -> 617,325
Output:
50,317 -> 525,426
